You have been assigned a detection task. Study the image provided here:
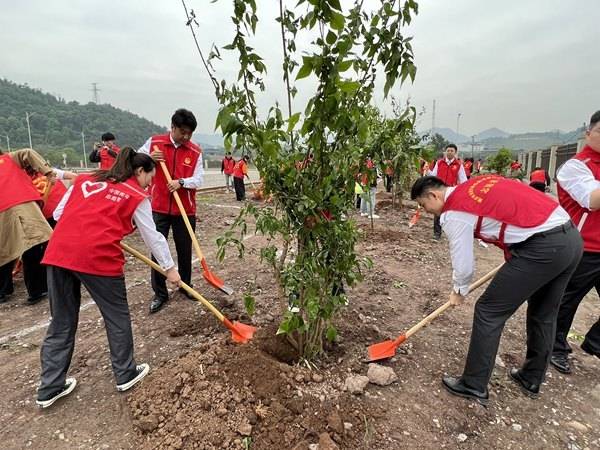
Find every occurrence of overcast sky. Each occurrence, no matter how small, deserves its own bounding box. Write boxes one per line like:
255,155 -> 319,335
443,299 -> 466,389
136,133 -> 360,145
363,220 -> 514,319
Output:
1,0 -> 598,136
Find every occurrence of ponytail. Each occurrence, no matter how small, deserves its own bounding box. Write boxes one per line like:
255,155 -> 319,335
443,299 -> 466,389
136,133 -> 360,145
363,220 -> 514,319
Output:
93,147 -> 156,182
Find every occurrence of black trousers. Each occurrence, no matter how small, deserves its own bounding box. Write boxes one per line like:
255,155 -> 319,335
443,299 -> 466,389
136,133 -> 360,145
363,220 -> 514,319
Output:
385,175 -> 393,193
38,266 -> 137,398
0,242 -> 49,299
461,223 -> 582,392
553,252 -> 600,357
151,212 -> 195,300
234,177 -> 245,201
433,215 -> 442,237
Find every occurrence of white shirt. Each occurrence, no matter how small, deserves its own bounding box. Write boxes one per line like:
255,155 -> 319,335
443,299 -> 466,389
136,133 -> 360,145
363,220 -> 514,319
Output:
429,158 -> 468,184
138,135 -> 204,189
441,187 -> 571,295
54,186 -> 175,271
556,159 -> 600,210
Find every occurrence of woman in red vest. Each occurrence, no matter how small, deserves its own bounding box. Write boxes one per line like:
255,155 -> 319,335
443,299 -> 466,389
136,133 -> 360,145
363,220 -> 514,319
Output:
0,148 -> 54,304
36,148 -> 181,408
550,110 -> 600,374
411,175 -> 582,404
221,151 -> 236,192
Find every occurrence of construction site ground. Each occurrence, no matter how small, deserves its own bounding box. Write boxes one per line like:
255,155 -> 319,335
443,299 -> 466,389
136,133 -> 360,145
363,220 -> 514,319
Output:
1,189 -> 599,450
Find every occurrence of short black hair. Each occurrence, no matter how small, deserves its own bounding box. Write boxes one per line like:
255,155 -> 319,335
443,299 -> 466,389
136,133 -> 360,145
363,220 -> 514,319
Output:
589,111 -> 600,130
101,132 -> 115,141
172,108 -> 197,132
445,143 -> 457,151
410,176 -> 447,200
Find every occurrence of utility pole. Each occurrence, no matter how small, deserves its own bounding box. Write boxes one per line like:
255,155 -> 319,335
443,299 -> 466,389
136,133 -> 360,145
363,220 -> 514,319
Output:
25,112 -> 35,148
456,113 -> 462,138
2,134 -> 9,151
431,99 -> 436,136
81,131 -> 88,168
471,135 -> 475,159
91,82 -> 101,104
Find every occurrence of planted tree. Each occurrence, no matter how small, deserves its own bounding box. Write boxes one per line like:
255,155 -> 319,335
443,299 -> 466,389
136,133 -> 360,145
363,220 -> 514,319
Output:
183,0 -> 418,360
486,147 -> 513,175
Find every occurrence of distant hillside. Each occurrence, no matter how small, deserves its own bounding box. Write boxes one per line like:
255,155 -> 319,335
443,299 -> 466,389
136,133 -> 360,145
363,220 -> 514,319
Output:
476,127 -> 510,140
481,128 -> 585,151
423,127 -> 470,144
0,78 -> 166,165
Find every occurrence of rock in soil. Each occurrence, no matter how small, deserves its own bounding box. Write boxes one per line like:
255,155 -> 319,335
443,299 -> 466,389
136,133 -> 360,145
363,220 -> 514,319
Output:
343,375 -> 369,394
327,410 -> 344,435
318,432 -> 340,450
367,364 -> 398,386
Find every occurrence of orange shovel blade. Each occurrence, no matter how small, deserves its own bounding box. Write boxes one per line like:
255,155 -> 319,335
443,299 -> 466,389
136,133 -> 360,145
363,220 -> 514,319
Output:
408,209 -> 421,228
367,334 -> 407,362
223,318 -> 257,344
200,258 -> 234,295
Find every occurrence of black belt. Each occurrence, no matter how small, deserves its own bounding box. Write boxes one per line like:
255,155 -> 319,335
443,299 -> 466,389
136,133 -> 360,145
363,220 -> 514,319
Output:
509,221 -> 573,248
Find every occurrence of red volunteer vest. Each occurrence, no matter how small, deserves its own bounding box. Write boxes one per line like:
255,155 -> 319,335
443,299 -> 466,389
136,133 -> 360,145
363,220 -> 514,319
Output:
149,134 -> 202,215
442,175 -> 559,257
0,154 -> 43,212
42,175 -> 148,276
557,145 -> 600,252
463,160 -> 473,178
99,145 -> 121,170
436,158 -> 462,186
233,160 -> 247,179
529,169 -> 546,184
32,173 -> 68,219
222,157 -> 235,175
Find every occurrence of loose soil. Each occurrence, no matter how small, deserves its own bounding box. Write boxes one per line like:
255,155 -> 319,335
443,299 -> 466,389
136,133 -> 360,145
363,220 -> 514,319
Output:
1,189 -> 599,449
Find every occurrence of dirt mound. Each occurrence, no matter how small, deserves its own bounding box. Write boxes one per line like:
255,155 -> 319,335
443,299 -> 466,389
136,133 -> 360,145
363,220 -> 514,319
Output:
128,333 -> 379,450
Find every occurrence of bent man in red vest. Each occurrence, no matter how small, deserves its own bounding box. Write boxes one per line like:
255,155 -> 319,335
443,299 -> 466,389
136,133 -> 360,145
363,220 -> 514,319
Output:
138,108 -> 204,313
428,144 -> 467,239
0,148 -> 54,305
410,175 -> 582,404
233,155 -> 250,201
550,110 -> 600,374
529,167 -> 550,192
37,148 -> 181,408
221,151 -> 236,192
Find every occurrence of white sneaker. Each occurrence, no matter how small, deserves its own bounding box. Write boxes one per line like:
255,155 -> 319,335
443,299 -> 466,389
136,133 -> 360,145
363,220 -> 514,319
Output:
288,305 -> 300,313
360,212 -> 368,217
117,363 -> 150,392
368,214 -> 380,219
36,377 -> 77,408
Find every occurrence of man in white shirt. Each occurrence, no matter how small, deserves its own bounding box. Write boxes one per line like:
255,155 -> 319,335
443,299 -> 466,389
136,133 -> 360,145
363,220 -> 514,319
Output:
428,144 -> 467,239
550,111 -> 600,374
410,175 -> 582,404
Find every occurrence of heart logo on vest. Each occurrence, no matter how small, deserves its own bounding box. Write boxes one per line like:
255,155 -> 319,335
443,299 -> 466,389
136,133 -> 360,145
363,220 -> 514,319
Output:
81,180 -> 108,198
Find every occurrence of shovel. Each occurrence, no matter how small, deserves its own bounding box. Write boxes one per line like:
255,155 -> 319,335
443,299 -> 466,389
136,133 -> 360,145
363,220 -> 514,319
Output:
121,243 -> 255,343
408,206 -> 421,229
156,151 -> 233,295
367,264 -> 503,362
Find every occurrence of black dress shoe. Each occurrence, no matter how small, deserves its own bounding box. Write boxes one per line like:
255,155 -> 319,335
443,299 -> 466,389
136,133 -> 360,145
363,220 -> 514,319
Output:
509,368 -> 539,398
442,376 -> 489,406
26,292 -> 48,305
149,296 -> 168,314
581,341 -> 600,358
0,291 -> 14,304
549,354 -> 572,374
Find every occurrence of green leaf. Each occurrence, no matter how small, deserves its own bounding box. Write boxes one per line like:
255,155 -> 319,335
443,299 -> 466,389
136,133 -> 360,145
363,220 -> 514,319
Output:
338,59 -> 353,72
338,80 -> 360,93
326,30 -> 337,45
330,11 -> 345,31
296,63 -> 312,80
287,112 -> 301,132
326,325 -> 337,342
243,293 -> 256,316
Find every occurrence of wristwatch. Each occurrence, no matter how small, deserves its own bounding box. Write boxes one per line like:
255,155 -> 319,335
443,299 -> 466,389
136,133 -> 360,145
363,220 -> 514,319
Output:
178,179 -> 185,187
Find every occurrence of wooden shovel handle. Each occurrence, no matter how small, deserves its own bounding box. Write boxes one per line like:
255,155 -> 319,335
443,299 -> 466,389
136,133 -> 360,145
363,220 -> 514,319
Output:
121,242 -> 224,321
155,150 -> 205,261
404,263 -> 503,339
